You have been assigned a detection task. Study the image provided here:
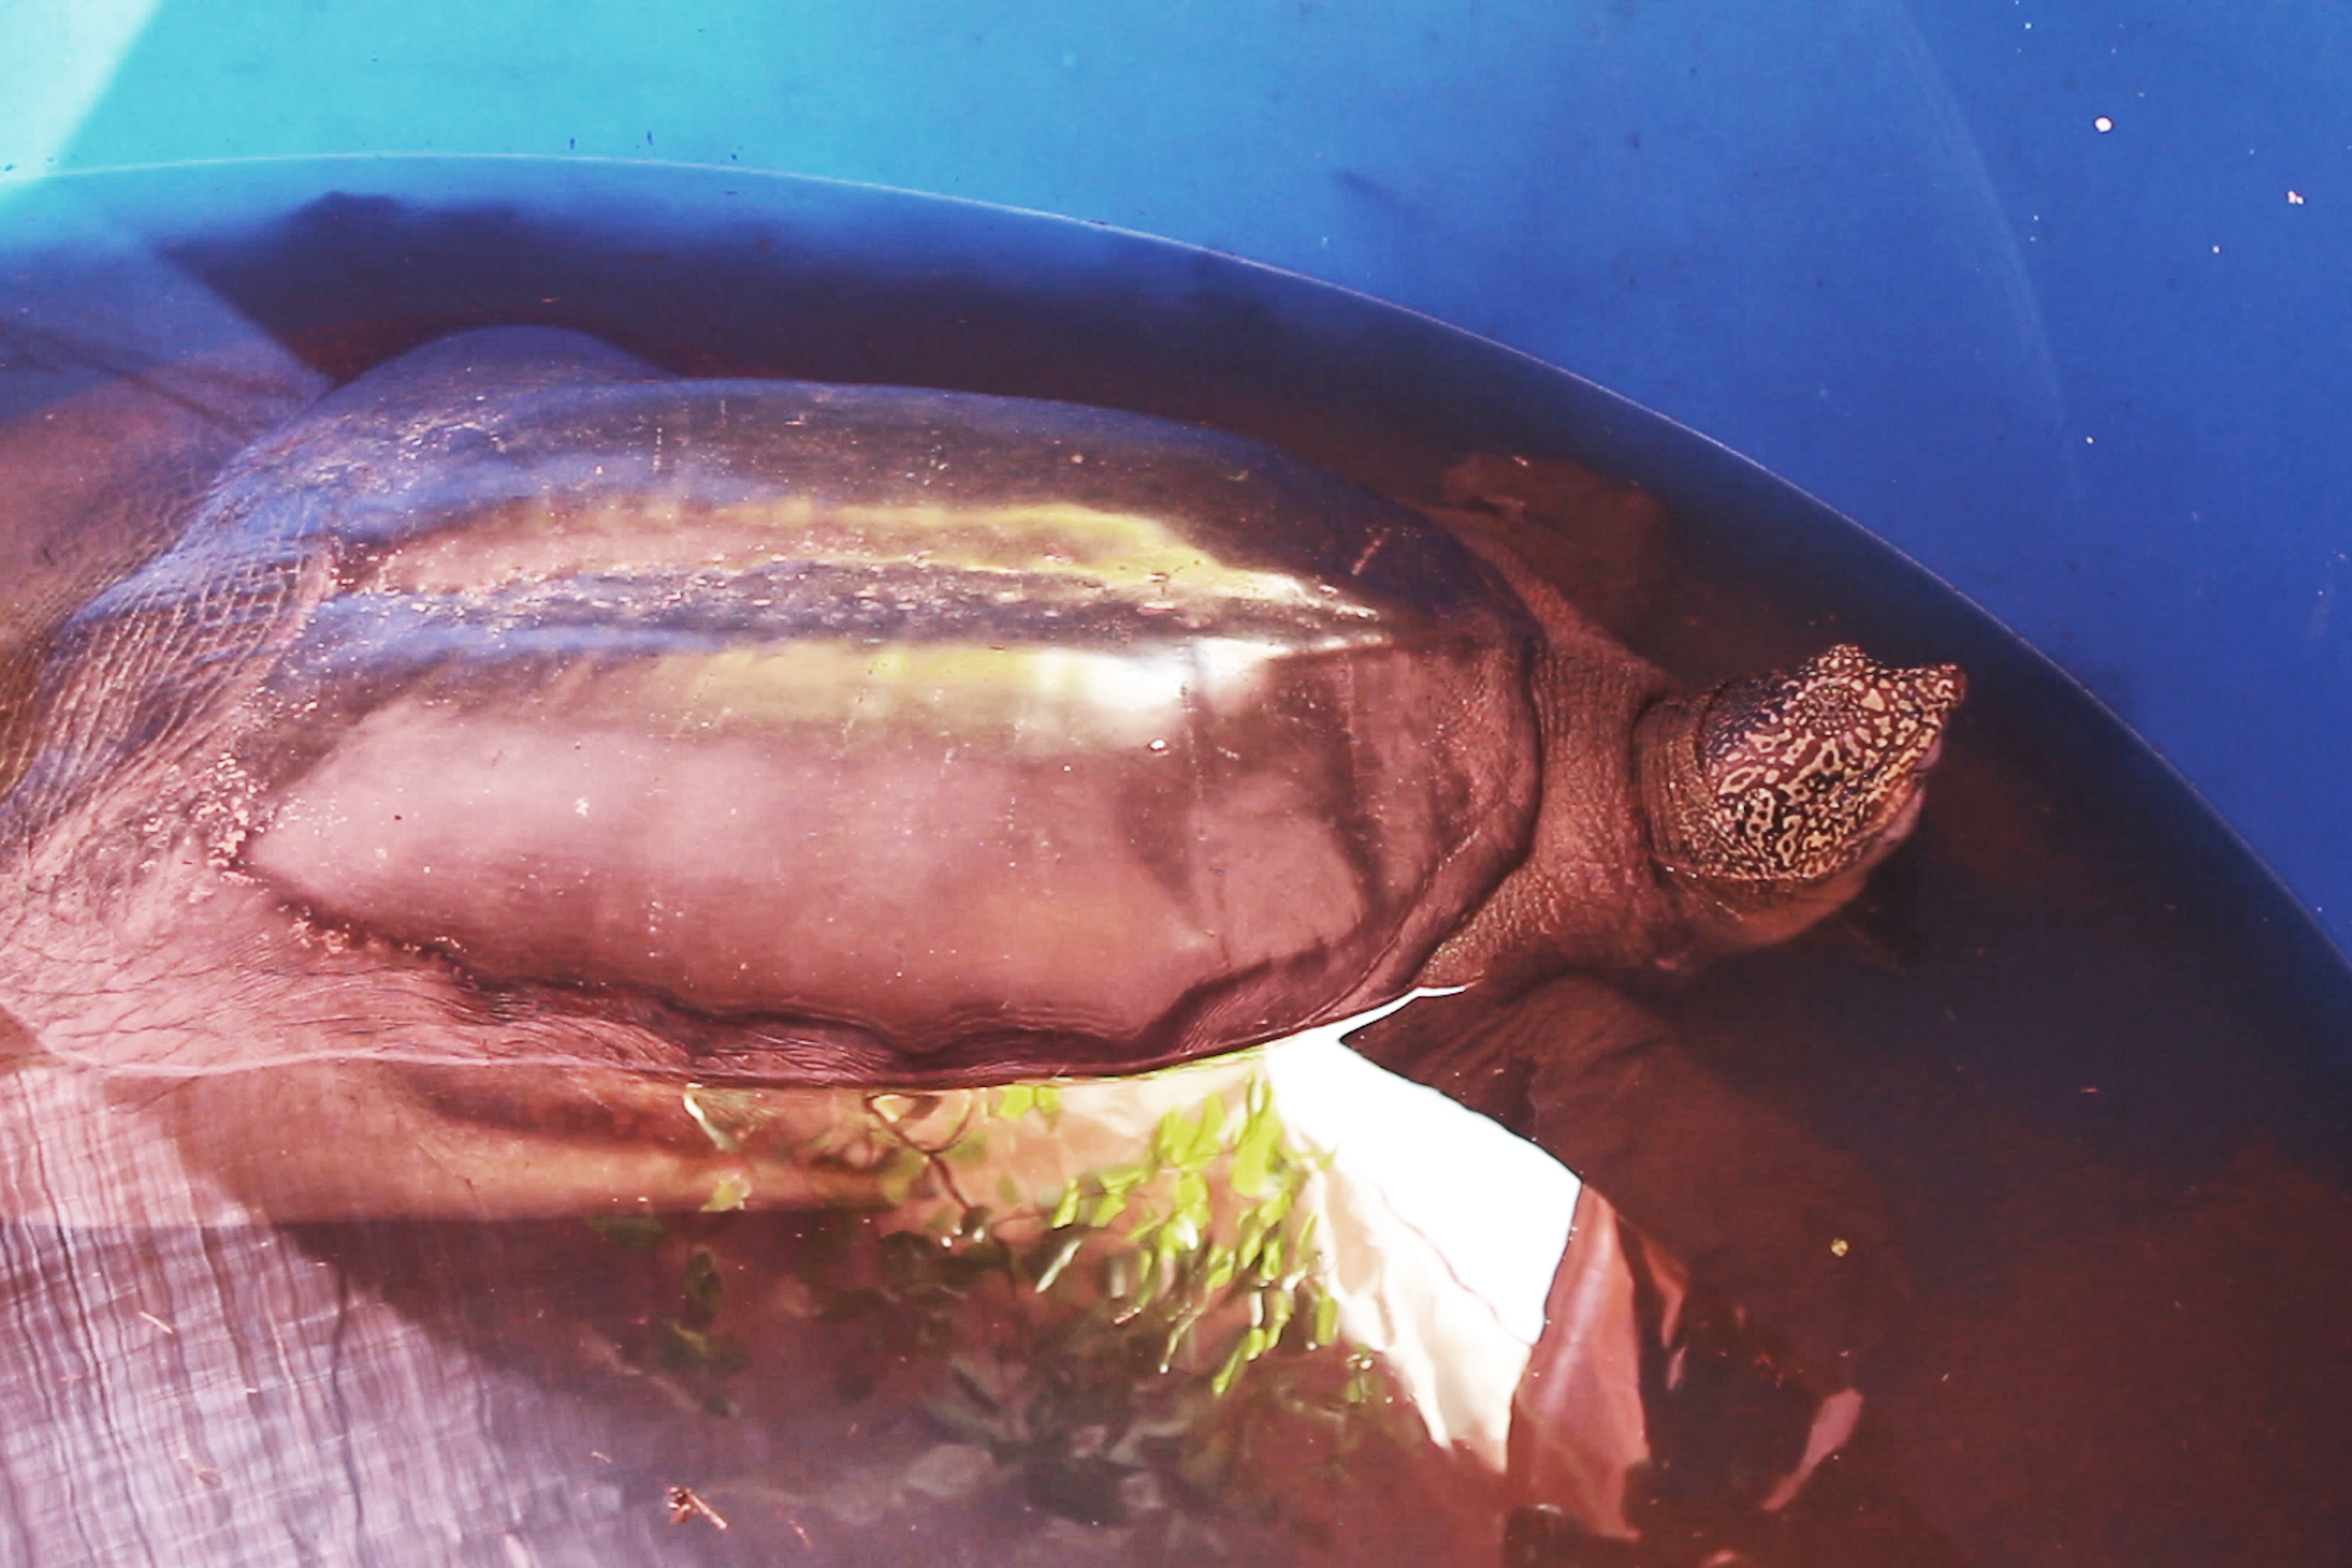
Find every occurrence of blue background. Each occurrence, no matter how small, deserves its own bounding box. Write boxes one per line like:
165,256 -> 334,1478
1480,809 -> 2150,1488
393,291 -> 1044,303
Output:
7,0 -> 2348,957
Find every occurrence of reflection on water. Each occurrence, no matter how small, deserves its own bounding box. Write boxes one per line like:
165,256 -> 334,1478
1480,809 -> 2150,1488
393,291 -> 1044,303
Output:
1,162 -> 2348,1567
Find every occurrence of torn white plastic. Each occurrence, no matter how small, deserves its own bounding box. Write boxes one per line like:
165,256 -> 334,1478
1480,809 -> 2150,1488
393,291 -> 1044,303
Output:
1264,990 -> 1581,1466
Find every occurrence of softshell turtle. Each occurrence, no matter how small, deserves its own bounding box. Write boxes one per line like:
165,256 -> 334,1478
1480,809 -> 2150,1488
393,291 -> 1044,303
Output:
0,326 -> 1959,1097
0,323 -> 1950,1560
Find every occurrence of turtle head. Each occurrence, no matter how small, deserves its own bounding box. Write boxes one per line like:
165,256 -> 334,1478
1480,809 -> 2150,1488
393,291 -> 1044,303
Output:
1635,644 -> 1964,950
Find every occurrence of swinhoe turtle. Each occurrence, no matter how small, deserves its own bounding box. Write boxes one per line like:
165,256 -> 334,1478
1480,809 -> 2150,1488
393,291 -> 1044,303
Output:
0,325 -> 1959,1113
0,325 -> 1964,1562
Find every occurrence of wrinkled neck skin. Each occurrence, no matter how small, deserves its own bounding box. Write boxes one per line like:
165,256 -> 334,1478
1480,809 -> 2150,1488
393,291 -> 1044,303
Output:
1417,535 -> 1689,990
1417,533 -> 1870,994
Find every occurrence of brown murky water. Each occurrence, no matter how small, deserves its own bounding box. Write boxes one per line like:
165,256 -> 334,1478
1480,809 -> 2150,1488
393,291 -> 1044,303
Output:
2,163 -> 2346,1567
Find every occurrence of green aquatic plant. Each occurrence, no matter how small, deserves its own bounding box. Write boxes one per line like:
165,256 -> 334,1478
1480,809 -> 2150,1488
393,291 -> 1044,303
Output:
1025,1072 -> 1341,1394
588,1060 -> 1417,1531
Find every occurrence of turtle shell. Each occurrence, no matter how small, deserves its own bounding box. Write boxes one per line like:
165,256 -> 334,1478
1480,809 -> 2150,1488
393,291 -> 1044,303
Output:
22,329 -> 1541,1082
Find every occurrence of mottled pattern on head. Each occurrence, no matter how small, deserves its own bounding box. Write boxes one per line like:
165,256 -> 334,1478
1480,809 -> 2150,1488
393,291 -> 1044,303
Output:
1665,645 -> 1964,884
